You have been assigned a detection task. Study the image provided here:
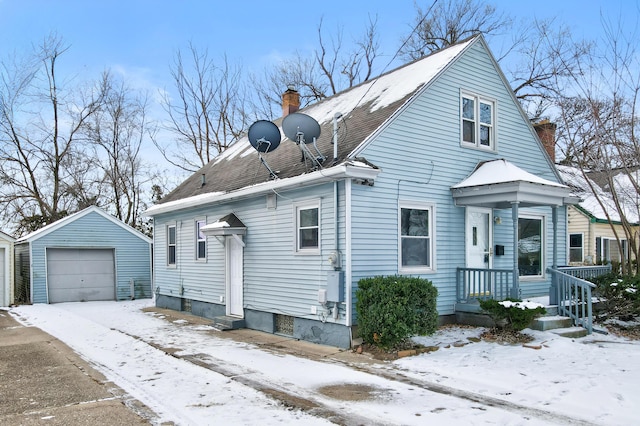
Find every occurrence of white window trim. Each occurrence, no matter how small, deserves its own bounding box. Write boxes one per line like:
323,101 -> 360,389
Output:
460,90 -> 497,151
569,232 -> 584,263
398,201 -> 436,274
518,214 -> 545,280
167,223 -> 177,268
294,200 -> 321,255
195,218 -> 207,262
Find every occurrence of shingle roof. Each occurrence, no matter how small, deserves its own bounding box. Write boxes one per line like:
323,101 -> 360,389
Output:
158,37 -> 476,205
557,165 -> 639,224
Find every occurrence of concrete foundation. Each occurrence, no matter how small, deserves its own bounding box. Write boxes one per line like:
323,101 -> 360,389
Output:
155,295 -> 353,349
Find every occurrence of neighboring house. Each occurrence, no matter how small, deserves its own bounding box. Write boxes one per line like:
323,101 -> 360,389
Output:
145,35 -> 575,348
14,206 -> 152,304
0,230 -> 15,307
558,165 -> 639,266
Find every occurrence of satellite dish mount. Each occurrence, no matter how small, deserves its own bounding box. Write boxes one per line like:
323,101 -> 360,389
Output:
282,113 -> 325,169
248,120 -> 281,180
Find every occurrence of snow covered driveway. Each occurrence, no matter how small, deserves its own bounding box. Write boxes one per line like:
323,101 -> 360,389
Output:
11,300 -> 640,425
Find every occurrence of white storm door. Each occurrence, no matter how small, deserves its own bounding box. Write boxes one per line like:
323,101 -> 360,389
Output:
465,208 -> 493,295
226,236 -> 244,317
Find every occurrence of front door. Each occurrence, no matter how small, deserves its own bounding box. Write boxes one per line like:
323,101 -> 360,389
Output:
465,208 -> 493,295
226,235 -> 244,317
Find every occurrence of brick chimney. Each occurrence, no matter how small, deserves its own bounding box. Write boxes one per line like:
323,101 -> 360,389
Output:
282,86 -> 300,117
533,120 -> 557,163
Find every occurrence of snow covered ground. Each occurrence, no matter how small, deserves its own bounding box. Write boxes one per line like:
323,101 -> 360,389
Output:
10,299 -> 640,425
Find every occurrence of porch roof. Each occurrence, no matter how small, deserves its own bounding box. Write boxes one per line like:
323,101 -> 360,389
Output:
200,213 -> 247,236
451,159 -> 578,209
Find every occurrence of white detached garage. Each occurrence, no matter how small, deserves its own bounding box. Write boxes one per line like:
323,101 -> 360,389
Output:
14,206 -> 152,304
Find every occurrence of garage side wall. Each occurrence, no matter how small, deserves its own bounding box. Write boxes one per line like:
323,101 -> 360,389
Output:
29,211 -> 152,303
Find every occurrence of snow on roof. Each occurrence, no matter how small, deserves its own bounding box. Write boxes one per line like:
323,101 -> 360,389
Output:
302,39 -> 473,126
557,165 -> 639,223
452,159 -> 566,189
212,38 -> 475,167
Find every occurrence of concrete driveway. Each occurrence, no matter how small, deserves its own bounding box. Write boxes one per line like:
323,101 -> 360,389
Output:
0,309 -> 156,425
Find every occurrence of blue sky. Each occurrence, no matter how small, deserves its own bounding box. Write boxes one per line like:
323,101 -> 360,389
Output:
0,0 -> 636,179
1,0 -> 636,96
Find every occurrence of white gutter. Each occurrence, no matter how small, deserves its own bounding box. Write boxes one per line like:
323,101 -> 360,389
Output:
144,161 -> 380,217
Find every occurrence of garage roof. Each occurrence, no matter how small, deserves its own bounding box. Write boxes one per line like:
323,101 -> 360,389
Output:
16,206 -> 152,244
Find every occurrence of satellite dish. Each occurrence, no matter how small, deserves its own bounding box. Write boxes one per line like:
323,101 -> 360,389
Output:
248,120 -> 281,153
282,113 -> 321,144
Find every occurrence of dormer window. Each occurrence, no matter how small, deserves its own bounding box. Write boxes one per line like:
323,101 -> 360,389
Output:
461,93 -> 495,150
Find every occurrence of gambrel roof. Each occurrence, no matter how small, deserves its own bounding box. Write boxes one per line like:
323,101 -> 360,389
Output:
147,36 -> 477,216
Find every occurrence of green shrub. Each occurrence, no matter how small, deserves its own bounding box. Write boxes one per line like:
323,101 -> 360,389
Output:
589,273 -> 640,321
355,275 -> 438,350
479,298 -> 546,331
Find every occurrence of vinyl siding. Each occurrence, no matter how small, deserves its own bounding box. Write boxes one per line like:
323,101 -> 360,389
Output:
153,181 -> 347,322
567,206 -> 592,264
29,211 -> 151,303
350,40 -> 567,316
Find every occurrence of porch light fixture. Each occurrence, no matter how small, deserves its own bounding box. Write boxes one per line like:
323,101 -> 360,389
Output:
494,216 -> 502,225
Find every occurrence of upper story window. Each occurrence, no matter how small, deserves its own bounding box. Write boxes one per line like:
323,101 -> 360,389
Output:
461,93 -> 495,149
399,203 -> 435,273
196,219 -> 206,260
167,225 -> 177,266
295,201 -> 320,253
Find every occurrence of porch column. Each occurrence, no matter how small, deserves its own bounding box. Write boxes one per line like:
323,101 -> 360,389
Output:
550,205 -> 559,305
511,202 -> 520,299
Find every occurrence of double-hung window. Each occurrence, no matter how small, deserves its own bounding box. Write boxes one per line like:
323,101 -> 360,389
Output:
399,203 -> 434,272
461,93 -> 495,149
569,233 -> 583,263
195,219 -> 206,260
295,201 -> 320,253
167,224 -> 177,266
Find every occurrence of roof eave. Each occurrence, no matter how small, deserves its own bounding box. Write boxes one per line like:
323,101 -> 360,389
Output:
451,181 -> 574,209
144,162 -> 381,217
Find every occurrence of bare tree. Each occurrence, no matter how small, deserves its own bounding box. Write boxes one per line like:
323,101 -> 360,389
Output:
504,18 -> 592,117
84,71 -> 158,229
556,14 -> 640,274
251,15 -> 380,119
157,44 -> 249,172
399,1 -> 590,118
400,0 -> 510,60
0,35 -> 107,235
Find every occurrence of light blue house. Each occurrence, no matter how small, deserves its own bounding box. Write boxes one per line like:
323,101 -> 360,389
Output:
15,206 -> 152,304
145,35 -> 577,348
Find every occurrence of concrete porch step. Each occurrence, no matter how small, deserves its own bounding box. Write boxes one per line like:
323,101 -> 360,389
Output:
212,316 -> 245,331
530,315 -> 573,331
549,326 -> 589,338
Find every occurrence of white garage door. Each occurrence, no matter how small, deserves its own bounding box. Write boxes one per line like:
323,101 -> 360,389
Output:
47,248 -> 115,303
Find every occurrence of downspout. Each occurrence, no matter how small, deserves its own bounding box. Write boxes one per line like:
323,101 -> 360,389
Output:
333,112 -> 342,321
